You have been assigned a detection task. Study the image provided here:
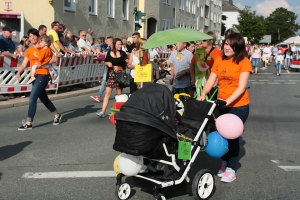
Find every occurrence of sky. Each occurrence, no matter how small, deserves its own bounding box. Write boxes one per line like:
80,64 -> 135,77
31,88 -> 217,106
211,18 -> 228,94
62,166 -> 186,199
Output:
234,0 -> 300,34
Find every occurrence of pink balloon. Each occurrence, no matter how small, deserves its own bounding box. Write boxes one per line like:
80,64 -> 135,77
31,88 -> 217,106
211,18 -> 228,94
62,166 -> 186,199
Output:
215,114 -> 244,139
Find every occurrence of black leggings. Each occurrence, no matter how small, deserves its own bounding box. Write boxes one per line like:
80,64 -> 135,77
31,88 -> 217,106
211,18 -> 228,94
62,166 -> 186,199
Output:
130,78 -> 138,94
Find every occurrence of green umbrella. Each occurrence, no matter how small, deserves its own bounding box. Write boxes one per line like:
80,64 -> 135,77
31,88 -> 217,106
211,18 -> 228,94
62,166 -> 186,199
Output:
142,28 -> 213,49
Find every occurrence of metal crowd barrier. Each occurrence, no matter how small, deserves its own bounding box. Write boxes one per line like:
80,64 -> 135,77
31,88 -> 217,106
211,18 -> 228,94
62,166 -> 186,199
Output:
0,54 -> 105,94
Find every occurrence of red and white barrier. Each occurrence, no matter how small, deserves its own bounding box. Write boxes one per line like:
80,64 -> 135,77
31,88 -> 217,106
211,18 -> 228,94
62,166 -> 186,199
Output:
0,54 -> 105,94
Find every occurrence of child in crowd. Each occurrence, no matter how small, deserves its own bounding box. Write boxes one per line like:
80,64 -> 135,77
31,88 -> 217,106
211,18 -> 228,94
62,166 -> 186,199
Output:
275,50 -> 284,76
27,35 -> 55,84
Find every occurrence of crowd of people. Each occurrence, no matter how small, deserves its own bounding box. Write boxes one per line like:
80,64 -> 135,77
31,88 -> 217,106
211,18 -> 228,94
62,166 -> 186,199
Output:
247,42 -> 300,75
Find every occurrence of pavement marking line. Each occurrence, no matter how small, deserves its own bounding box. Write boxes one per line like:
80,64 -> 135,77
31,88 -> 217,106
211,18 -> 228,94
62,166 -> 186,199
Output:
251,82 -> 264,84
278,166 -> 300,172
285,82 -> 297,84
248,80 -> 256,81
271,160 -> 281,164
22,171 -> 117,179
273,80 -> 285,81
286,70 -> 290,73
268,82 -> 280,84
289,80 -> 300,81
258,80 -> 268,81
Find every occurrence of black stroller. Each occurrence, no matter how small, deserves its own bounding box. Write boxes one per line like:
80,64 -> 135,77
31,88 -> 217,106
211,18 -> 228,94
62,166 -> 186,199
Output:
113,83 -> 224,200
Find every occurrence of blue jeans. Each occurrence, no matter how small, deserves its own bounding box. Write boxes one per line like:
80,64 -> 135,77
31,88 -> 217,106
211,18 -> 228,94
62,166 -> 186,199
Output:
276,63 -> 282,71
27,74 -> 57,122
172,86 -> 190,95
251,58 -> 259,68
221,105 -> 250,170
285,58 -> 290,68
98,68 -> 107,97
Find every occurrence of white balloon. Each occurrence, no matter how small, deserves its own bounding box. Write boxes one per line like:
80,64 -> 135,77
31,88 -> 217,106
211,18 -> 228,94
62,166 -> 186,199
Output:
118,153 -> 144,176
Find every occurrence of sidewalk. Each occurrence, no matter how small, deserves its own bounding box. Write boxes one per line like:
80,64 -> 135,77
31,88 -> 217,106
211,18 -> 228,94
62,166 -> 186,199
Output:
0,86 -> 99,110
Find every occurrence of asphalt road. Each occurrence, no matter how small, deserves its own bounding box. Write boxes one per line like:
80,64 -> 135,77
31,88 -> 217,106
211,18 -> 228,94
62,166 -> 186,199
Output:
0,64 -> 300,200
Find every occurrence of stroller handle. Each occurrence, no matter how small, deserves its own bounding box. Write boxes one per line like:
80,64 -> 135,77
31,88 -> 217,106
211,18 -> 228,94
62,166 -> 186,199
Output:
206,99 -> 227,106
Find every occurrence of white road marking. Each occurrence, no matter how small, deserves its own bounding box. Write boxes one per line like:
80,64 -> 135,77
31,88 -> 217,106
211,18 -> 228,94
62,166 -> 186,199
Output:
22,171 -> 117,179
271,160 -> 281,164
286,70 -> 290,73
248,80 -> 256,81
273,80 -> 285,81
285,82 -> 297,84
268,82 -> 280,84
258,80 -> 268,81
251,82 -> 264,84
278,166 -> 300,172
289,80 -> 299,81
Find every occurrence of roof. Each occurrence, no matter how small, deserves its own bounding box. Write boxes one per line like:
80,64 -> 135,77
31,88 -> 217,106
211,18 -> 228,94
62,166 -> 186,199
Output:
222,0 -> 240,12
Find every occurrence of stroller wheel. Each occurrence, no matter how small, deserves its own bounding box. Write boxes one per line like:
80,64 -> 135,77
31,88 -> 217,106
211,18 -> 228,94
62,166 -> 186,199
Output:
115,183 -> 131,200
192,169 -> 215,200
155,193 -> 167,200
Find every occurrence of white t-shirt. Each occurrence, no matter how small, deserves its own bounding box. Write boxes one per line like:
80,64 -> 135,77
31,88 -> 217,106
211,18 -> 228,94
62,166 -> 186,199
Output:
276,55 -> 284,64
291,46 -> 296,52
149,49 -> 158,61
251,49 -> 261,58
77,38 -> 92,51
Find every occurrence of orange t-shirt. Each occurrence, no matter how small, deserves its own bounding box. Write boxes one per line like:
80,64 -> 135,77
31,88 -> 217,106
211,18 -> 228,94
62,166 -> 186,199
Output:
211,56 -> 252,107
37,47 -> 52,66
24,46 -> 49,75
191,46 -> 222,68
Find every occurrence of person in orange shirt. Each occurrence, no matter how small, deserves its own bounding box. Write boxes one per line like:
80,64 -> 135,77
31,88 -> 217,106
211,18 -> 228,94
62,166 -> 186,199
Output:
27,35 -> 55,84
197,32 -> 252,183
16,28 -> 62,130
190,31 -> 222,98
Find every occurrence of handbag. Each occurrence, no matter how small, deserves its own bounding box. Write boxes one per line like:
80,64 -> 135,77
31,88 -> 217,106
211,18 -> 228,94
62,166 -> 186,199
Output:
115,71 -> 132,88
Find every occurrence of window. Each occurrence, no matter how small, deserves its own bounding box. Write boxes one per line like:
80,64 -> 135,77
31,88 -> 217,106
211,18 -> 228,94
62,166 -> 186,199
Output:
107,0 -> 115,18
162,20 -> 170,30
185,0 -> 189,12
88,0 -> 97,15
64,0 -> 76,12
210,11 -> 213,21
163,0 -> 171,5
173,8 -> 176,27
122,0 -> 129,20
179,0 -> 184,10
200,6 -> 204,17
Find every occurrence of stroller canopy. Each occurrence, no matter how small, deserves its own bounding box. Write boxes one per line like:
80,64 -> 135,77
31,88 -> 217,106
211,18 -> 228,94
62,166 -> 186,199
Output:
115,83 -> 176,139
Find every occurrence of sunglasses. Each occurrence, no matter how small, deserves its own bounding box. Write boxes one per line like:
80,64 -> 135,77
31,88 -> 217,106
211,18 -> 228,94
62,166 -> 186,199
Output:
81,35 -> 86,36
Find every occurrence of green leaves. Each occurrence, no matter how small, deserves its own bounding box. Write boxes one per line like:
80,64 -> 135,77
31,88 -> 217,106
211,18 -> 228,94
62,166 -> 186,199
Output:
234,6 -> 300,44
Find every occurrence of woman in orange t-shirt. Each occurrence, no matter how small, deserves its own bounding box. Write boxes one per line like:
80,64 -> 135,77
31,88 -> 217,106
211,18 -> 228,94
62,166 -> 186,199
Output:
16,28 -> 62,130
197,33 -> 252,183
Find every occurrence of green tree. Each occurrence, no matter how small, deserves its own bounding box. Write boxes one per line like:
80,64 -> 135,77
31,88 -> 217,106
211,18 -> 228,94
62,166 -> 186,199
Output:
265,7 -> 300,44
234,6 -> 266,44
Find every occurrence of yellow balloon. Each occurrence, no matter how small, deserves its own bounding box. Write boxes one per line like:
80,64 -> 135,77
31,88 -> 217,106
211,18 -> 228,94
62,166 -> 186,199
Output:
113,154 -> 121,174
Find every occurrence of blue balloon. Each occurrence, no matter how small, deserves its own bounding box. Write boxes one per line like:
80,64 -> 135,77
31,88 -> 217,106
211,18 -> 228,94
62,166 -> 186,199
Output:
205,131 -> 228,158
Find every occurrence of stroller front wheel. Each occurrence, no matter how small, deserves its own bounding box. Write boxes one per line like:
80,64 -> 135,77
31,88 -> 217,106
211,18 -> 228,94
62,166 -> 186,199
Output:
115,183 -> 131,200
192,169 -> 215,200
155,193 -> 167,200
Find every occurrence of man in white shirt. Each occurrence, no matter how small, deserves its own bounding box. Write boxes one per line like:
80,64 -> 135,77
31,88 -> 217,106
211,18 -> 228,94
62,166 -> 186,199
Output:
262,44 -> 272,67
77,30 -> 97,56
169,42 -> 193,95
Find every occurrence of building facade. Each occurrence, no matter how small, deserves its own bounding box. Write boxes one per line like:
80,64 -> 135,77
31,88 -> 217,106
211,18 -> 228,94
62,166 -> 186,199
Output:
0,0 -> 135,45
222,0 -> 240,32
137,0 -> 222,42
1,0 -> 222,45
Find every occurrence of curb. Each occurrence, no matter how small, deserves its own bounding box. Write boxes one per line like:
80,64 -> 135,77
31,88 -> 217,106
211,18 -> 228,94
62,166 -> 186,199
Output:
0,87 -> 99,110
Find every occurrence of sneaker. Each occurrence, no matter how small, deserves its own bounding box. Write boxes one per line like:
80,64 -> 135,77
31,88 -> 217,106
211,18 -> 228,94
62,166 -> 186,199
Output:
90,95 -> 101,102
96,112 -> 105,118
220,167 -> 236,183
18,120 -> 32,131
217,162 -> 227,177
53,114 -> 62,125
278,73 -> 280,76
276,73 -> 279,76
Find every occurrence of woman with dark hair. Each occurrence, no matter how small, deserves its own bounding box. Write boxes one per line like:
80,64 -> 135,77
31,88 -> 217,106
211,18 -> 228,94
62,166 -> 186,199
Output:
16,28 -> 62,130
197,33 -> 252,183
186,42 -> 195,54
97,38 -> 128,117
